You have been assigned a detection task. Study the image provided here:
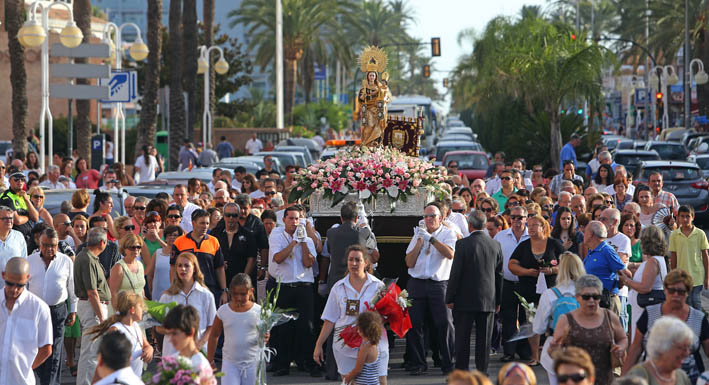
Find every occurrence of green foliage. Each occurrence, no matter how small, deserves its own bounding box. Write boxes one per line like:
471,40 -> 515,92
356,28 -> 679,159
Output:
213,116 -> 235,128
291,101 -> 351,133
229,88 -> 277,128
291,125 -> 315,138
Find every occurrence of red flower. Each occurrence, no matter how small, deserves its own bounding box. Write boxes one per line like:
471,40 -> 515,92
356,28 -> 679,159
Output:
355,180 -> 367,191
337,324 -> 362,348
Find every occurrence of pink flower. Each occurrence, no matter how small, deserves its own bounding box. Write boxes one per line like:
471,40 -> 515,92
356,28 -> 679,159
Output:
355,180 -> 367,191
551,259 -> 558,266
311,182 -> 318,188
413,179 -> 421,187
398,179 -> 409,191
382,178 -> 393,188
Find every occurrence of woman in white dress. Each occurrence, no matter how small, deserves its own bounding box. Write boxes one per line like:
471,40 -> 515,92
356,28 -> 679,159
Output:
313,244 -> 389,385
147,225 -> 183,300
619,225 -> 667,342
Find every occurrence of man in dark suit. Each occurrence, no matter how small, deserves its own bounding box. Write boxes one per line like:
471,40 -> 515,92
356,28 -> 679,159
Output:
445,209 -> 503,374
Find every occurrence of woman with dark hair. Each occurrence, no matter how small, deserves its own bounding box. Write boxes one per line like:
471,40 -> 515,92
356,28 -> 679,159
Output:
241,173 -> 259,194
112,162 -> 135,186
458,187 -> 473,214
25,151 -> 40,172
592,164 -> 613,190
187,178 -> 202,201
146,198 -> 169,221
634,184 -> 666,227
613,176 -> 632,211
60,158 -> 77,187
619,213 -> 643,269
91,189 -> 118,240
134,145 -> 158,183
75,157 -> 100,189
550,206 -> 581,254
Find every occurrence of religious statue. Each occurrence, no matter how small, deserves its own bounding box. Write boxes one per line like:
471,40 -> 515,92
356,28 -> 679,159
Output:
357,46 -> 392,147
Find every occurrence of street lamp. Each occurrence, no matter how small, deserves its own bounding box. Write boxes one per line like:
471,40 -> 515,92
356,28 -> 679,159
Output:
618,66 -> 645,137
18,1 -> 83,173
197,45 -> 229,146
102,22 -> 148,165
650,65 -> 679,129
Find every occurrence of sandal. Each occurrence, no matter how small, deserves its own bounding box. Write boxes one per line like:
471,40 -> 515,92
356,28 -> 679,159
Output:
527,360 -> 540,367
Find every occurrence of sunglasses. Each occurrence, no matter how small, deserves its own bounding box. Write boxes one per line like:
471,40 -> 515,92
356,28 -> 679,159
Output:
4,280 -> 26,288
123,225 -> 136,231
507,201 -> 520,207
265,191 -> 277,196
0,166 -> 5,169
224,213 -> 239,218
133,206 -> 146,211
423,214 -> 438,218
448,165 -> 458,168
167,214 -> 182,219
509,215 -> 525,220
557,373 -> 587,383
533,169 -> 543,172
604,200 -> 613,205
31,195 -> 44,199
127,245 -> 142,250
452,209 -> 465,213
500,176 -> 512,181
543,215 -> 550,220
481,207 -> 494,213
0,217 -> 13,222
580,294 -> 601,301
12,177 -> 24,182
666,287 -> 688,295
63,222 -> 71,226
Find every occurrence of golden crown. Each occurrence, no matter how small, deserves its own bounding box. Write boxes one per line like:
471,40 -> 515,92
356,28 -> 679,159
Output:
359,46 -> 387,73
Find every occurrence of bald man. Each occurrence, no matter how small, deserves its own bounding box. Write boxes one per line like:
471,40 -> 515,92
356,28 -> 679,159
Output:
53,213 -> 77,250
0,257 -> 53,384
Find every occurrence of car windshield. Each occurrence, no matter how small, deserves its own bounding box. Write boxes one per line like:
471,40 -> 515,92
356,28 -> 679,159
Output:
615,153 -> 659,166
445,154 -> 488,170
642,167 -> 701,181
696,158 -> 709,169
617,141 -> 634,150
436,144 -> 480,159
650,144 -> 685,159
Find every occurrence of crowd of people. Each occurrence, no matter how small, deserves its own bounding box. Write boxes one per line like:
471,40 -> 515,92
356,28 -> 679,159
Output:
0,134 -> 707,385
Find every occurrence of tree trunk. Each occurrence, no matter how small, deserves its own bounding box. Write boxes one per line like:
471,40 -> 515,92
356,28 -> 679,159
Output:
74,0 -> 92,162
169,0 -> 186,170
284,43 -> 303,125
182,0 -> 198,139
5,0 -> 27,157
303,50 -> 313,104
549,108 -> 563,170
136,0 -> 162,158
203,0 -> 216,129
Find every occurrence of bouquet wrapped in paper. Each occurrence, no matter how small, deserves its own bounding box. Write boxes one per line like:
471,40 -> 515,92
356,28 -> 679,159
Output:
366,280 -> 412,338
256,280 -> 298,385
336,324 -> 362,348
141,300 -> 178,329
143,355 -> 220,385
507,291 -> 537,342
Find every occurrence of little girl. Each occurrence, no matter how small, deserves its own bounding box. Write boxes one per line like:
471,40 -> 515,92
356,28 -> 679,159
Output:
161,304 -> 212,370
343,311 -> 382,385
88,291 -> 153,377
207,273 -> 262,385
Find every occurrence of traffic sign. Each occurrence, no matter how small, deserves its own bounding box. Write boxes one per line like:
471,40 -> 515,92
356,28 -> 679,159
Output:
49,84 -> 109,100
98,70 -> 139,103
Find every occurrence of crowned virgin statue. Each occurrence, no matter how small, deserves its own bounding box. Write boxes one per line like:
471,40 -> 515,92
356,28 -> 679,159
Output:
357,46 -> 392,147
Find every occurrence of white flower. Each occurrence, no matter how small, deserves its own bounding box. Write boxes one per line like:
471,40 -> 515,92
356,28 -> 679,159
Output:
386,185 -> 399,198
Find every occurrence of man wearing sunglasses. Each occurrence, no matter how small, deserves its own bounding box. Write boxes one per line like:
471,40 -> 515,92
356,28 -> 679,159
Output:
582,221 -> 631,312
0,171 -> 39,240
0,206 -> 27,276
212,203 -> 258,295
491,169 -> 517,214
0,257 -> 53,384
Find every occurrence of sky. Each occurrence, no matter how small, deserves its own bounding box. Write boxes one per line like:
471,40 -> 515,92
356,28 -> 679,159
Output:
404,0 -> 546,113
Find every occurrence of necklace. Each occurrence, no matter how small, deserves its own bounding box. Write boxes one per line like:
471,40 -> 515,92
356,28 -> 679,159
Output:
648,360 -> 674,383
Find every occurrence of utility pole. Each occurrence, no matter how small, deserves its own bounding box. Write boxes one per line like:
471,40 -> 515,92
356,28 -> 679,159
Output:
275,0 -> 284,129
684,0 -> 691,128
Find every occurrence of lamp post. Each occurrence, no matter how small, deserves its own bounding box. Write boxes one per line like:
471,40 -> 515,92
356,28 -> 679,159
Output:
650,65 -> 679,129
196,45 -> 229,146
102,22 -> 148,165
18,1 -> 83,173
618,66 -> 645,137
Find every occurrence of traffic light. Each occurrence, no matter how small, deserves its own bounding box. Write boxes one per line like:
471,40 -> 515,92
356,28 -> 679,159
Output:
656,92 -> 663,100
443,78 -> 449,87
423,65 -> 431,78
431,37 -> 441,57
577,107 -> 583,115
571,33 -> 576,41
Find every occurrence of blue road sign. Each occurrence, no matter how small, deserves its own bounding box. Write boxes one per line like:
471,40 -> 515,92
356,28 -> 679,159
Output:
99,70 -> 139,103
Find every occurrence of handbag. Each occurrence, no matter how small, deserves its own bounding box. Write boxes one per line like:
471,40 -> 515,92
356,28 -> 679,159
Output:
605,309 -> 623,370
636,258 -> 666,308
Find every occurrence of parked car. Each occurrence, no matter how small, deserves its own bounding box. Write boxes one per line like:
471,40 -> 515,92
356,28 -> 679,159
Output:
688,154 -> 709,178
256,151 -> 302,170
218,156 -> 283,174
0,141 -> 11,164
433,141 -> 484,165
143,168 -> 217,185
441,151 -> 489,180
633,160 -> 708,220
274,145 -> 314,165
44,189 -> 126,216
437,133 -> 475,144
211,161 -> 260,176
613,149 -> 660,176
643,141 -> 688,160
633,140 -> 647,150
279,138 -> 322,159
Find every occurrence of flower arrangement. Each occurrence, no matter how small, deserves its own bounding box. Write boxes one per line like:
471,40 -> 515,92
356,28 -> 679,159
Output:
256,280 -> 298,385
143,355 -> 220,385
288,146 -> 448,207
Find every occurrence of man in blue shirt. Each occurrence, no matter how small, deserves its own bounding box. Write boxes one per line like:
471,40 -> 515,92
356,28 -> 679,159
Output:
582,221 -> 631,316
560,133 -> 581,167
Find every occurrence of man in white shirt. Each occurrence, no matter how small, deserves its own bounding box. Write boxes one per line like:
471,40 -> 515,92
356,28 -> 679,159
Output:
99,169 -> 120,193
449,198 -> 471,238
0,257 -> 53,385
232,166 -> 245,192
93,331 -> 145,385
39,165 -> 67,190
404,202 -> 457,375
0,206 -> 28,276
485,162 -> 504,195
173,184 -> 200,233
245,133 -> 263,155
493,205 -> 532,362
28,228 -> 78,385
599,207 -> 631,329
250,177 -> 276,200
267,207 -> 317,376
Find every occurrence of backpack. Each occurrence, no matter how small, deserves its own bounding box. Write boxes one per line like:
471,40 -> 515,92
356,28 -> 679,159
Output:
550,287 -> 579,331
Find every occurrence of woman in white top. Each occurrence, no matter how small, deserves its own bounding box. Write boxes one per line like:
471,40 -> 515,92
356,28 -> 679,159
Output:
133,145 -> 159,184
87,291 -> 153,378
532,252 -> 586,385
313,244 -> 389,385
147,225 -> 183,300
159,252 -> 216,356
619,225 -> 668,342
161,304 -> 212,371
635,184 -> 666,227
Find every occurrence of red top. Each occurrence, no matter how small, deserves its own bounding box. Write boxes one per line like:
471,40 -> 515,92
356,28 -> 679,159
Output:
76,170 -> 100,189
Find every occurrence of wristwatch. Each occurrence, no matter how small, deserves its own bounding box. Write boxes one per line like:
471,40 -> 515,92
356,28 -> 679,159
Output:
429,237 -> 437,245
222,288 -> 228,293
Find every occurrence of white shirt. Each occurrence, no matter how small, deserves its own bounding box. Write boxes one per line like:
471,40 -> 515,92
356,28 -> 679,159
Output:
39,180 -> 66,190
405,225 -> 457,281
321,273 -> 388,359
268,227 -> 316,283
605,184 -> 635,197
486,176 -> 501,195
134,155 -> 158,183
218,303 -> 261,364
494,228 -> 530,282
27,251 -> 78,311
532,281 -> 576,335
232,179 -> 243,193
94,367 -> 145,385
112,321 -> 144,376
245,138 -> 263,155
250,190 -> 265,199
159,282 -> 216,357
179,201 -> 201,233
448,212 -> 470,238
61,235 -> 75,251
0,290 -> 53,385
606,232 -> 632,296
0,229 -> 28,273
99,185 -> 119,193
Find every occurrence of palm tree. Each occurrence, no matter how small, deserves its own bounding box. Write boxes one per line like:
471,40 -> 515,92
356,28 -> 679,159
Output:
73,0 -> 92,160
169,0 -> 186,169
346,0 -> 411,47
136,0 -> 162,158
203,0 -> 216,126
182,0 -> 198,136
229,0 -> 345,124
5,0 -> 28,157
